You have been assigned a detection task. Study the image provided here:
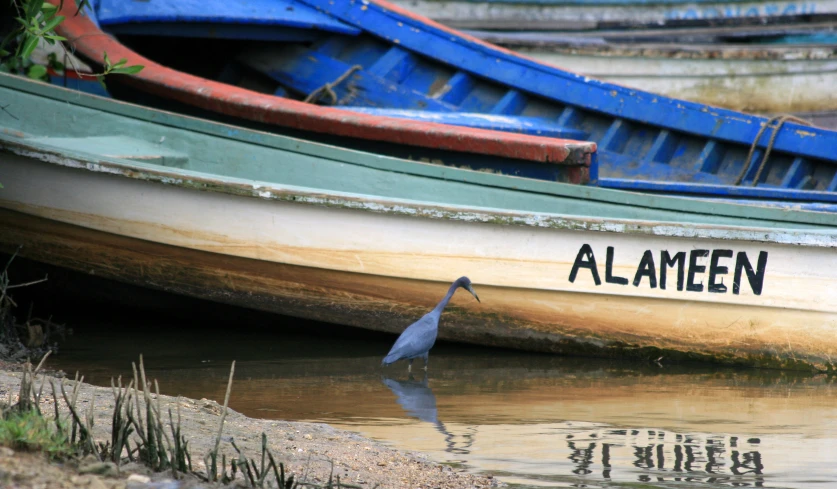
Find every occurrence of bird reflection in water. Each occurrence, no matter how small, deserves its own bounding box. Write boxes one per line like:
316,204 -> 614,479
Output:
381,374 -> 475,455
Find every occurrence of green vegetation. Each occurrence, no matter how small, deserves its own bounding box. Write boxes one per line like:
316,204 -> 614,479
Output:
0,0 -> 143,84
1,256 -> 357,487
4,354 -> 362,488
0,407 -> 72,458
0,0 -> 69,80
0,0 -> 143,189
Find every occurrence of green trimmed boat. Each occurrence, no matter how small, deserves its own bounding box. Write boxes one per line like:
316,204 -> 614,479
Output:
1,73 -> 836,371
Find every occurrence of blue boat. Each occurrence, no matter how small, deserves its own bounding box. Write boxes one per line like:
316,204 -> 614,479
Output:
57,0 -> 837,209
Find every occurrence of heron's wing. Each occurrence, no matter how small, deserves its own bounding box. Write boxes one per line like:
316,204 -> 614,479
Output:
384,314 -> 438,361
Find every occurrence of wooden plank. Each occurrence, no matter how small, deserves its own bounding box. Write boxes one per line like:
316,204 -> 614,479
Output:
781,157 -> 809,189
598,119 -> 630,152
827,172 -> 837,192
555,106 -> 583,129
642,129 -> 677,165
490,89 -> 527,115
341,107 -> 588,140
367,46 -> 417,82
695,140 -> 725,174
237,46 -> 456,111
311,36 -> 347,57
434,71 -> 476,105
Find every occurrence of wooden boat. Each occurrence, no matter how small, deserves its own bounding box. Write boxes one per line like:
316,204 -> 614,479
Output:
1,74 -> 837,371
469,27 -> 837,115
384,0 -> 834,30
55,0 -> 837,207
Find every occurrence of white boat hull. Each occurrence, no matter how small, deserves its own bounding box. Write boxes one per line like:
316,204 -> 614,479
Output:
506,47 -> 837,114
2,151 -> 837,370
389,0 -> 831,28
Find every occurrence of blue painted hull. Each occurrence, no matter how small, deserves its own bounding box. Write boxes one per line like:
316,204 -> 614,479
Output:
77,0 -> 837,209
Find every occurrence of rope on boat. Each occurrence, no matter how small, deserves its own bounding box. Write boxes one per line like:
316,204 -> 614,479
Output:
303,64 -> 363,105
735,114 -> 813,187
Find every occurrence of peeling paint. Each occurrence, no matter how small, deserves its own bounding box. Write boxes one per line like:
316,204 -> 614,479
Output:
6,141 -> 836,248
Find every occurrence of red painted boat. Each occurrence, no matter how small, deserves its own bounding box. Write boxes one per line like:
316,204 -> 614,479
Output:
53,1 -> 595,183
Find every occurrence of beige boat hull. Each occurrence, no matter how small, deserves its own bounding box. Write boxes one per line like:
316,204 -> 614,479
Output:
2,153 -> 837,370
510,47 -> 837,114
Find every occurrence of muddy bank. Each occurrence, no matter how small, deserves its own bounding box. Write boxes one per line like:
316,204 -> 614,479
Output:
0,368 -> 498,489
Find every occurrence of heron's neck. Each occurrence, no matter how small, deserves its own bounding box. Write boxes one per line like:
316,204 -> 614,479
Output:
432,280 -> 461,314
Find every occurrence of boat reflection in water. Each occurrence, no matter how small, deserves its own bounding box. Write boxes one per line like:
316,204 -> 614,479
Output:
376,369 -> 772,487
558,426 -> 765,486
367,354 -> 830,489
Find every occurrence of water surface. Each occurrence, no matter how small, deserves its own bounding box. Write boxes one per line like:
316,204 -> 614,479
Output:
43,309 -> 837,489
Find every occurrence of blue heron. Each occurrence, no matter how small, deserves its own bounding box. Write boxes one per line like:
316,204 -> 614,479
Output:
381,276 -> 480,372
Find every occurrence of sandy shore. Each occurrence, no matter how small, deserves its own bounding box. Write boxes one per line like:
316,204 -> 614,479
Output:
0,368 -> 499,489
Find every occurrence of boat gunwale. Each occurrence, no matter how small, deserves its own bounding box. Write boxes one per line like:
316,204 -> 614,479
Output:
3,125 -> 837,248
53,2 -> 598,168
6,73 -> 837,228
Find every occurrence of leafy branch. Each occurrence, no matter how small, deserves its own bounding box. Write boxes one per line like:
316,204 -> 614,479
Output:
0,0 -> 143,85
101,50 -> 144,76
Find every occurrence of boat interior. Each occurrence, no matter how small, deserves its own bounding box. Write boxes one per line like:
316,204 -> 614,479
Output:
66,0 -> 837,209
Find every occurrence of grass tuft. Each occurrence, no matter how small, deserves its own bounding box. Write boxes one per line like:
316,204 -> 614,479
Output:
0,407 -> 72,458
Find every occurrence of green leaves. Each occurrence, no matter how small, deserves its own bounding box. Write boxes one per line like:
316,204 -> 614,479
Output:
2,0 -> 71,74
25,0 -> 45,21
111,64 -> 144,75
1,0 -> 144,86
26,63 -> 47,80
101,50 -> 145,78
10,0 -> 65,59
19,35 -> 39,60
40,15 -> 66,36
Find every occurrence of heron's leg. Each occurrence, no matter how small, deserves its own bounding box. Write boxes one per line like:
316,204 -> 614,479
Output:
422,354 -> 429,372
408,359 -> 413,373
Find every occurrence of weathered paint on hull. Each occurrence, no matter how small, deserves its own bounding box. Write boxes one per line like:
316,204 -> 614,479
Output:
498,47 -> 837,114
1,155 -> 836,371
388,0 -> 831,29
1,207 -> 834,371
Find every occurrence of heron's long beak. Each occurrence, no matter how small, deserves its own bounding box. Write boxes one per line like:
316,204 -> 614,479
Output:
467,285 -> 480,303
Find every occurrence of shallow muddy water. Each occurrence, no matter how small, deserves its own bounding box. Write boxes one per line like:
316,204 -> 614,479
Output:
39,303 -> 837,489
